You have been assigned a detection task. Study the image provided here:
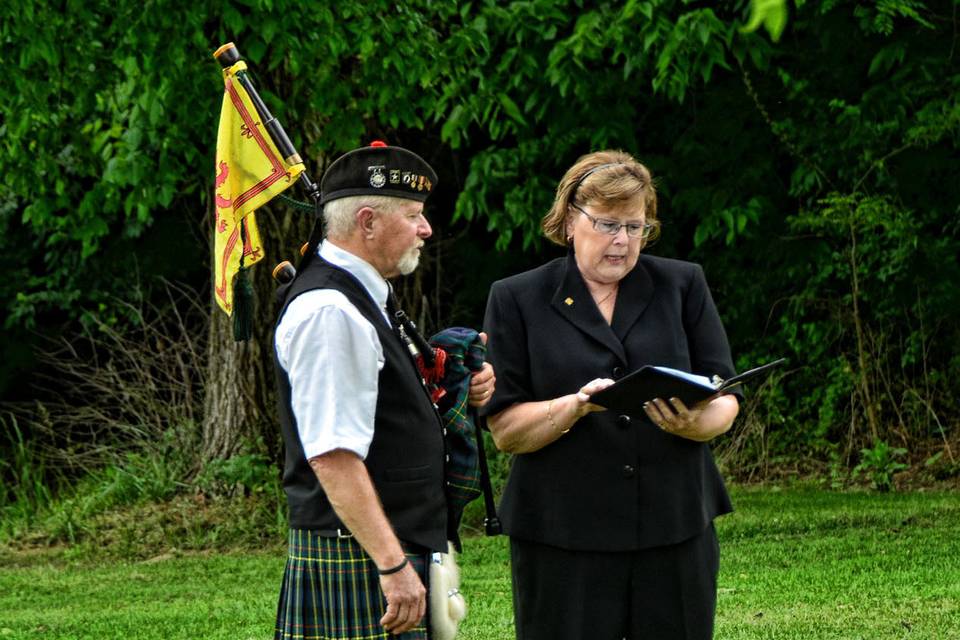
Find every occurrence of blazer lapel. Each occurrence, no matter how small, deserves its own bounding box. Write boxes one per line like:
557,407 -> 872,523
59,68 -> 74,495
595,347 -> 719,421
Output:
611,257 -> 654,342
550,253 -> 628,365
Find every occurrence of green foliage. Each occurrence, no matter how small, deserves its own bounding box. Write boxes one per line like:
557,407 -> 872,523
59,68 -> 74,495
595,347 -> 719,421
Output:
854,439 -> 909,492
741,0 -> 789,42
699,0 -> 960,470
0,0 -> 211,329
442,1 -> 772,247
80,452 -> 183,510
772,193 -> 947,451
1,427 -> 190,545
196,450 -> 278,496
0,416 -> 54,534
0,441 -> 284,552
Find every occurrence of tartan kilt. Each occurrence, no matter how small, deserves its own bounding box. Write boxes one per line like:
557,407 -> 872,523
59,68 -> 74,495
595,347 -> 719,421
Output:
275,529 -> 430,640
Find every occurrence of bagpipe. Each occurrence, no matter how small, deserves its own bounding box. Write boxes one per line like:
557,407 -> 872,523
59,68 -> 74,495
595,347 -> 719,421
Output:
212,42 -> 500,537
401,323 -> 503,542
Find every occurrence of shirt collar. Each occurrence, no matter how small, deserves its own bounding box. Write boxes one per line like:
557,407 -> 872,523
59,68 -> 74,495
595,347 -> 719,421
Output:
319,241 -> 390,313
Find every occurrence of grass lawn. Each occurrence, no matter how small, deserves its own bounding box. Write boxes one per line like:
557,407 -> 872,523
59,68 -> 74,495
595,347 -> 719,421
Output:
1,487 -> 958,639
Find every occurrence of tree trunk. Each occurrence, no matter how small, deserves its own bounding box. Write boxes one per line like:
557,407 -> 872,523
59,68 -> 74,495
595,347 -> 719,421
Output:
848,220 -> 881,443
201,201 -> 314,465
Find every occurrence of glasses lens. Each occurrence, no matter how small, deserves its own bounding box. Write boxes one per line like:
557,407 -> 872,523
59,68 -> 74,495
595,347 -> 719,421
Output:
577,205 -> 650,239
626,223 -> 653,239
627,224 -> 653,238
596,220 -> 621,234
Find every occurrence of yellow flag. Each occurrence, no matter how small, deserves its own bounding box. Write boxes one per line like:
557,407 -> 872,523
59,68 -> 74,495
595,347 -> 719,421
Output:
213,61 -> 304,315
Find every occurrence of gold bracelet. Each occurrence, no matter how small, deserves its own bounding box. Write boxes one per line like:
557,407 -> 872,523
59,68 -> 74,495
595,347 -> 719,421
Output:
547,398 -> 570,434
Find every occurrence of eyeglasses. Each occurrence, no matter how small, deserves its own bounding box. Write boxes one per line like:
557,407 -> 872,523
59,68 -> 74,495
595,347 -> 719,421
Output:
571,203 -> 653,239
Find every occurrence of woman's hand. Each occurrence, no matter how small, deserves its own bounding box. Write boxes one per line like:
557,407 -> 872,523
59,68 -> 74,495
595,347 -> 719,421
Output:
573,377 -> 616,418
488,377 -> 614,454
643,393 -> 739,442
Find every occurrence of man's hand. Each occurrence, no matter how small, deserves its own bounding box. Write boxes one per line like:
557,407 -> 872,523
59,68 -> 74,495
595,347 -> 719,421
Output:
309,451 -> 427,634
468,332 -> 496,407
379,561 -> 427,635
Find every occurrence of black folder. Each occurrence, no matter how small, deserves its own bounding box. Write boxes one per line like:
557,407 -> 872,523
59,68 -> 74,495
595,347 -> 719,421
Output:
591,358 -> 786,416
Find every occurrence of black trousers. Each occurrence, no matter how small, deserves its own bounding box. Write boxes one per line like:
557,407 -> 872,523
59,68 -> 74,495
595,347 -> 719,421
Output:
510,524 -> 720,640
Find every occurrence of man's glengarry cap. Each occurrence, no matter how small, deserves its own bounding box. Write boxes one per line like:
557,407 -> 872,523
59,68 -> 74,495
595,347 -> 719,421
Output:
319,140 -> 438,205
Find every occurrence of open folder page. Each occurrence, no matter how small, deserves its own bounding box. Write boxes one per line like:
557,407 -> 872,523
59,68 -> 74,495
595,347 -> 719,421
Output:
591,358 -> 786,416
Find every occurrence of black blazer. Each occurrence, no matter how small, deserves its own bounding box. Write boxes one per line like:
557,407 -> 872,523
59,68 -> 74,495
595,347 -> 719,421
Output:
483,251 -> 737,551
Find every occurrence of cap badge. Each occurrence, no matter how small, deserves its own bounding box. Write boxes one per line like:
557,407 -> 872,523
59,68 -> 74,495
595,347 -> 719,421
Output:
368,165 -> 386,188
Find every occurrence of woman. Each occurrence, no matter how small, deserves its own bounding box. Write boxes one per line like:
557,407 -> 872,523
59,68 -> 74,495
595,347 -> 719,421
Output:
483,150 -> 740,640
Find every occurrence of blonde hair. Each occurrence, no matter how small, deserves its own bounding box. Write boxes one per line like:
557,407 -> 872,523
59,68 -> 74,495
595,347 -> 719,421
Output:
541,150 -> 659,247
323,195 -> 411,239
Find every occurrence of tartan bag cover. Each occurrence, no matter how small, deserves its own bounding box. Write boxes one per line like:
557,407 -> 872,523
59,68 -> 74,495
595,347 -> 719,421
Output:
428,327 -> 485,532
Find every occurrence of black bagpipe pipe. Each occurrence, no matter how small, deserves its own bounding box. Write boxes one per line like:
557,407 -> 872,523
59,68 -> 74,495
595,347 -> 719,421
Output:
472,409 -> 503,536
392,307 -> 437,370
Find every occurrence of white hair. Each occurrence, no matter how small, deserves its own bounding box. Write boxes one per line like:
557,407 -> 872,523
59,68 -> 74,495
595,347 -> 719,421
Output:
323,195 -> 410,238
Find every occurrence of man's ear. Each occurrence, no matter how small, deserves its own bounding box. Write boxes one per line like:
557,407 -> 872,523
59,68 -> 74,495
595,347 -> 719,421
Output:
356,207 -> 377,239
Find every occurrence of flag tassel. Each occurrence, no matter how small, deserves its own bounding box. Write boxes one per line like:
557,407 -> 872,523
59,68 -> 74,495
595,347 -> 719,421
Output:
233,264 -> 254,342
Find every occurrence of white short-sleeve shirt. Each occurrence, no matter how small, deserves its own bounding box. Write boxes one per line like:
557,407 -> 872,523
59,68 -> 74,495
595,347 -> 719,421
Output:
274,241 -> 391,460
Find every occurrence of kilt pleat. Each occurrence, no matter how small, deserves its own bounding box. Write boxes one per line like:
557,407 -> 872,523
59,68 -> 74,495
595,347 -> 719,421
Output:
275,529 -> 429,640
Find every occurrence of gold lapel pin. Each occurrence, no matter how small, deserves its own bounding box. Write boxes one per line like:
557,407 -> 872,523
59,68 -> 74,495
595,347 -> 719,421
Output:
564,297 -> 574,306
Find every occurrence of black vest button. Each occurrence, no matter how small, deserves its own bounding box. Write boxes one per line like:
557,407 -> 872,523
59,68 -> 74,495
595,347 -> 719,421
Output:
612,366 -> 624,379
617,414 -> 631,428
622,464 -> 636,477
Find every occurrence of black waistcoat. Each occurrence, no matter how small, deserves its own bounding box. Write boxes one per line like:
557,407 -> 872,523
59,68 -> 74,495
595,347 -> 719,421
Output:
274,257 -> 448,552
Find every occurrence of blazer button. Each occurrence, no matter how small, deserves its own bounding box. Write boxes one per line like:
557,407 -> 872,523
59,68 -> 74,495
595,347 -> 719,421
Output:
622,464 -> 636,477
612,366 -> 624,379
617,414 -> 631,428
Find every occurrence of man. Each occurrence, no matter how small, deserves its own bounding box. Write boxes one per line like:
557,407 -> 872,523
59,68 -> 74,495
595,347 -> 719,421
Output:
273,141 -> 495,639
